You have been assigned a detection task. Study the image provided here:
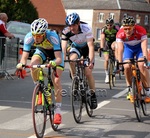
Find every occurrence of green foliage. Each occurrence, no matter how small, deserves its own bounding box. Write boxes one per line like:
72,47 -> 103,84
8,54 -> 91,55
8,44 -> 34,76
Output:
147,33 -> 150,38
0,0 -> 38,23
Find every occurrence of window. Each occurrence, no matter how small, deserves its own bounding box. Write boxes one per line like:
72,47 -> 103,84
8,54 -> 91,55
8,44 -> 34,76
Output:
96,28 -> 101,40
144,15 -> 149,25
109,13 -> 114,19
136,14 -> 141,24
99,13 -> 104,22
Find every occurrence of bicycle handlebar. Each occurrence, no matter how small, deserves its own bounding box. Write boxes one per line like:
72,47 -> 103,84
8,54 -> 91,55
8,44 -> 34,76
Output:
64,57 -> 90,63
118,58 -> 147,65
16,64 -> 58,79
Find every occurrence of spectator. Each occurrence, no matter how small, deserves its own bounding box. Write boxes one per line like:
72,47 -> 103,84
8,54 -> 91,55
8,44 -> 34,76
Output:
0,13 -> 14,65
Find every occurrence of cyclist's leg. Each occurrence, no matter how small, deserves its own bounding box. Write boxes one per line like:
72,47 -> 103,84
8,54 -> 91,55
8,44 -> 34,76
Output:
111,41 -> 118,60
82,46 -> 97,109
136,45 -> 150,98
122,44 -> 134,100
69,47 -> 80,78
103,52 -> 109,83
30,48 -> 44,83
52,66 -> 64,124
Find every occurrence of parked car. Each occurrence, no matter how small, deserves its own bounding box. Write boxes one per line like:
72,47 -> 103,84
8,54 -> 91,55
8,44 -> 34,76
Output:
7,21 -> 35,59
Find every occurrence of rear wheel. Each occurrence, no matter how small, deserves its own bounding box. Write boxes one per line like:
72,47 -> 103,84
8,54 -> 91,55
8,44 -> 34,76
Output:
132,77 -> 142,122
140,86 -> 148,116
32,84 -> 46,138
71,76 -> 82,123
49,103 -> 58,131
84,80 -> 93,117
85,91 -> 93,117
47,89 -> 58,131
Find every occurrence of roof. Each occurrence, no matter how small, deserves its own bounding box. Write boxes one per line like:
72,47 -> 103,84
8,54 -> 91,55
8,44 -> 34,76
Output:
31,0 -> 66,25
62,0 -> 150,12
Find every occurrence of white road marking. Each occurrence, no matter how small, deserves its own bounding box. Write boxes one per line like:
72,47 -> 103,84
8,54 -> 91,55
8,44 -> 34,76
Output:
112,88 -> 128,98
0,111 -> 67,131
82,100 -> 110,116
0,105 -> 11,110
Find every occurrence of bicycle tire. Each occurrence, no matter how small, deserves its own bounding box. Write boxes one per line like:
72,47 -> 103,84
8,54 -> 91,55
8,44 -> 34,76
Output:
108,59 -> 115,89
132,77 -> 142,122
140,86 -> 148,116
71,76 -> 82,123
85,90 -> 93,117
83,79 -> 93,117
32,84 -> 47,138
48,89 -> 58,131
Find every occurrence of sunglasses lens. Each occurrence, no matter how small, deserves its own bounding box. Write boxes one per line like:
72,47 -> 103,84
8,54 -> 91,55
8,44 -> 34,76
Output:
32,33 -> 44,37
107,24 -> 112,27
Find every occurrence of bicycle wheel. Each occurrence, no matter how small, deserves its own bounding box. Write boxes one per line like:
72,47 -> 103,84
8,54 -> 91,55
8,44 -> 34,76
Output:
32,84 -> 47,138
141,86 -> 148,116
108,59 -> 115,89
85,90 -> 93,117
48,90 -> 58,131
132,77 -> 142,122
71,76 -> 82,123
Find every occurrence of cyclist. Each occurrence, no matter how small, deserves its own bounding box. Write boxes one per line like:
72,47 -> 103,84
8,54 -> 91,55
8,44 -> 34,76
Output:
116,16 -> 150,101
99,18 -> 119,83
16,18 -> 64,125
61,12 -> 97,109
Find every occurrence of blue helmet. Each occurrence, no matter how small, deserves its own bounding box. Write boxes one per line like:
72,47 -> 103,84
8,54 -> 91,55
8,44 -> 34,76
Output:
65,12 -> 80,26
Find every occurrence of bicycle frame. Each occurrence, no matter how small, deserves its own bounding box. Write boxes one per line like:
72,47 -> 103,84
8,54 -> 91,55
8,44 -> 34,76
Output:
119,58 -> 148,122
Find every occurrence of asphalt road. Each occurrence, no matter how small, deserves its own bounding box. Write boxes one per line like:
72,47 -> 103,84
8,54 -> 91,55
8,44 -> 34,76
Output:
0,52 -> 150,138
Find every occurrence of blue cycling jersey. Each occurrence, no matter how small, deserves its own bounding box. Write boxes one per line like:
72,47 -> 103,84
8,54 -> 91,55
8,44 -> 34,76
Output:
23,30 -> 61,52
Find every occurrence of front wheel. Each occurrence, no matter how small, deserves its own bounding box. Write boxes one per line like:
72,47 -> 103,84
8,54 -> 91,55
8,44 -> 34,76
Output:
108,59 -> 115,89
32,84 -> 46,138
132,77 -> 142,122
71,76 -> 82,123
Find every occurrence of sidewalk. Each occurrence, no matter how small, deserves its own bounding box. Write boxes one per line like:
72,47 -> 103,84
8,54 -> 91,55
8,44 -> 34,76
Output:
0,60 -> 30,80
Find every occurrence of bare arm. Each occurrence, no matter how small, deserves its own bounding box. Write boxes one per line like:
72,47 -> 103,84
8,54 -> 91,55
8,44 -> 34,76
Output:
141,39 -> 148,59
100,33 -> 105,48
54,51 -> 62,65
61,40 -> 68,60
116,41 -> 124,63
87,38 -> 95,68
20,51 -> 29,65
4,32 -> 14,38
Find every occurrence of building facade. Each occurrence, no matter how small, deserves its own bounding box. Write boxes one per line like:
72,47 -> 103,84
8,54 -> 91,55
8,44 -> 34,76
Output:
62,0 -> 150,42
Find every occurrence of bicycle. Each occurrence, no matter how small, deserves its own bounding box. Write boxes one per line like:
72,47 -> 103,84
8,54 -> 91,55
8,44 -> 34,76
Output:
17,62 -> 58,138
99,48 -> 121,89
119,58 -> 149,122
65,57 -> 93,123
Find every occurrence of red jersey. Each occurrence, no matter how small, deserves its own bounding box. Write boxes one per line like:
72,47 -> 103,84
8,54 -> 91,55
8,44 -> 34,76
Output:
0,20 -> 8,36
116,25 -> 147,46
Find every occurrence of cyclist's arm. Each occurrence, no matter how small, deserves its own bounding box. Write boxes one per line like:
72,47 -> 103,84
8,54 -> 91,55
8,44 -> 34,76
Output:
87,37 -> 95,64
100,33 -> 105,49
141,39 -> 148,59
53,51 -> 62,65
116,40 -> 124,63
61,40 -> 68,60
19,51 -> 29,65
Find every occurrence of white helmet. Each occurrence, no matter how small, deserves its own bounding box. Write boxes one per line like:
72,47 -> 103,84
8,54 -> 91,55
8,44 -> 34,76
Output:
31,18 -> 48,34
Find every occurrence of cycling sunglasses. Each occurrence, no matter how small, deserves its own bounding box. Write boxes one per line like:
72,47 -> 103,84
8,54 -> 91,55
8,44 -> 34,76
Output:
123,26 -> 134,31
32,33 -> 45,38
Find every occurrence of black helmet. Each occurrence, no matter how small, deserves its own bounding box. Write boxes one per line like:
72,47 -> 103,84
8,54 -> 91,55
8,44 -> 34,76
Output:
122,16 -> 135,26
106,18 -> 114,24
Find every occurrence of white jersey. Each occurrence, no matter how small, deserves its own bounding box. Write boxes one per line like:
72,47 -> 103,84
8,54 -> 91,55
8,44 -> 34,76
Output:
61,22 -> 93,48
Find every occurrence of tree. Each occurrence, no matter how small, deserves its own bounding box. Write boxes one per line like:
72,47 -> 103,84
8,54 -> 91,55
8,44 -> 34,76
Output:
0,0 -> 38,23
